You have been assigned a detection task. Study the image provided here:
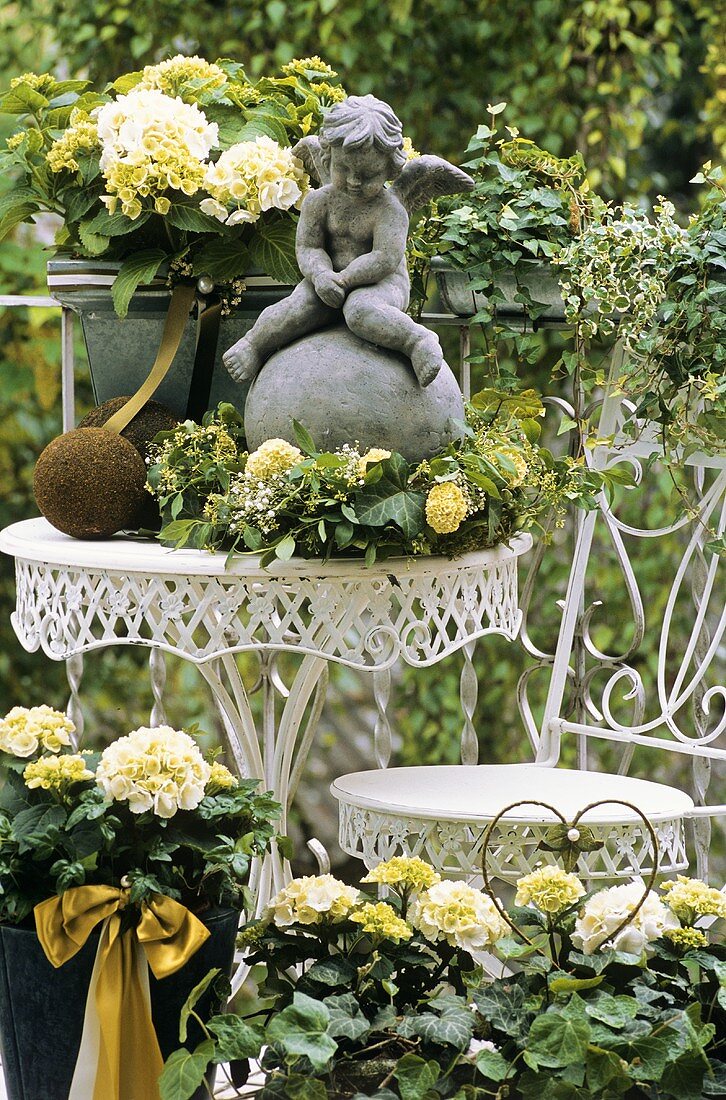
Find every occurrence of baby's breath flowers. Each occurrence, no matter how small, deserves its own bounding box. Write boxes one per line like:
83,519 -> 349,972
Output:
95,725 -> 211,818
200,136 -> 308,226
268,875 -> 360,927
425,481 -> 469,534
0,705 -> 75,758
24,754 -> 94,793
349,902 -> 412,943
409,880 -> 508,953
515,866 -> 585,915
660,876 -> 726,924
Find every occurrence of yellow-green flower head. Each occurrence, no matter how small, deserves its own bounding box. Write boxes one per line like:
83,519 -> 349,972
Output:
493,446 -> 529,487
47,115 -> 99,174
205,761 -> 239,794
245,438 -> 302,481
268,874 -> 359,927
663,926 -> 709,952
24,753 -> 94,791
349,901 -> 412,943
357,448 -> 391,476
314,82 -> 347,104
425,481 -> 469,534
138,55 -> 227,99
6,133 -> 24,151
660,876 -> 726,923
402,136 -> 420,160
236,918 -> 269,950
96,725 -> 211,818
409,880 -> 508,953
0,705 -> 75,758
282,57 -> 338,79
362,856 -> 441,893
515,866 -> 585,915
10,72 -> 52,92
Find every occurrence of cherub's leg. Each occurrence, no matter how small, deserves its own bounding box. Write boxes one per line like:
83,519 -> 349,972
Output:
343,284 -> 444,387
223,280 -> 337,383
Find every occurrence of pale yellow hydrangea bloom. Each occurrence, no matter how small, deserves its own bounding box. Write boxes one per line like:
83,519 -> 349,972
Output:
96,725 -> 211,818
268,874 -> 359,927
357,448 -> 391,475
96,88 -> 218,219
206,761 -> 239,793
245,439 -> 302,481
137,55 -> 227,98
409,880 -> 508,952
0,705 -> 74,758
425,481 -> 468,534
10,72 -> 52,92
663,926 -> 709,951
24,754 -> 94,791
349,902 -> 412,942
494,447 -> 528,487
282,57 -> 338,78
572,881 -> 678,956
660,876 -> 726,923
515,867 -> 585,915
200,136 -> 308,226
47,112 -> 99,174
314,82 -> 346,104
362,856 -> 441,893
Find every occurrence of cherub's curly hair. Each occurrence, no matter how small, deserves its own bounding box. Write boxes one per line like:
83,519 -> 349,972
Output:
319,94 -> 406,173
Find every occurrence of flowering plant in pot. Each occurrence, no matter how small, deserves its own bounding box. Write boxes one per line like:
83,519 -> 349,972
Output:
0,703 -> 279,1100
162,857 -> 726,1099
145,393 -> 611,566
0,54 -> 346,312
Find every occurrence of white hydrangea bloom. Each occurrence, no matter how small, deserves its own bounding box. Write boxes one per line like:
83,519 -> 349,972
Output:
0,705 -> 74,758
409,879 -> 508,953
200,136 -> 308,226
96,725 -> 211,818
267,874 -> 359,927
572,880 -> 679,955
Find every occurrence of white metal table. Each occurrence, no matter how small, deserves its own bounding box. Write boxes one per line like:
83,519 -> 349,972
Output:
0,517 -> 531,911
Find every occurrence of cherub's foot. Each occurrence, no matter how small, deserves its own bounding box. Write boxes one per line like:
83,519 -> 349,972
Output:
222,338 -> 262,383
410,331 -> 444,388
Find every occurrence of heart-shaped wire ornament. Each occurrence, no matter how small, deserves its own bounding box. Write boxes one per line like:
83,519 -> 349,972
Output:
480,799 -> 660,954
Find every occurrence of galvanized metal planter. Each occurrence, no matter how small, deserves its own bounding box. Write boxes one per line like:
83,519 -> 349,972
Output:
432,256 -> 565,321
48,258 -> 293,420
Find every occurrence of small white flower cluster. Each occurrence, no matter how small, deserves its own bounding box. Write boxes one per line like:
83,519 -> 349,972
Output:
0,705 -> 74,758
409,879 -> 509,953
223,471 -> 290,537
200,135 -> 308,226
268,874 -> 360,926
95,88 -> 219,219
572,880 -> 679,956
95,725 -> 211,818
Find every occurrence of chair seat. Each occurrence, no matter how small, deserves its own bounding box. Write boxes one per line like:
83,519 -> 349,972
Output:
332,764 -> 693,882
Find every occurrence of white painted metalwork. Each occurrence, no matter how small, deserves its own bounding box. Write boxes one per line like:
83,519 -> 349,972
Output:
333,764 -> 692,881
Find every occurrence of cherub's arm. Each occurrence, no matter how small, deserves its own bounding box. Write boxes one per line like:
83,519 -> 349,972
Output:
295,189 -> 334,281
336,197 -> 408,291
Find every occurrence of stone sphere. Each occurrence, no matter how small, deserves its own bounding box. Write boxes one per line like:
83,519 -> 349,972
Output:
244,326 -> 465,463
34,428 -> 148,539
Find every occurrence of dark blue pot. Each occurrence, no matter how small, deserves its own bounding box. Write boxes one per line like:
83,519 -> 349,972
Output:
0,906 -> 239,1100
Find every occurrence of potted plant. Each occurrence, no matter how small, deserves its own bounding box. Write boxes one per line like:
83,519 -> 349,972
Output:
161,856 -> 726,1098
144,392 -> 610,566
554,162 -> 726,463
0,703 -> 280,1100
0,55 -> 346,418
410,103 -> 591,324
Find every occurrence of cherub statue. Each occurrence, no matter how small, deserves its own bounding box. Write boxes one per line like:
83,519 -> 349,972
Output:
223,94 -> 474,389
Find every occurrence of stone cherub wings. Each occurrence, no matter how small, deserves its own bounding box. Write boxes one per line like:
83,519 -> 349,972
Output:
292,136 -> 475,213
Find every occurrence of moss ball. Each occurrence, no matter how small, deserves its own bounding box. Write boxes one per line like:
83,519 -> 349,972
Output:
34,428 -> 148,539
78,397 -> 178,460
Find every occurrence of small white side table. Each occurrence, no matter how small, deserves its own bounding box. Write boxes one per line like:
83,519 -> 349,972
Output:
0,518 -> 532,913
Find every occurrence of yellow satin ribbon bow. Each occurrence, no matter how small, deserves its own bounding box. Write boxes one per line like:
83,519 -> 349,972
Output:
35,885 -> 211,1100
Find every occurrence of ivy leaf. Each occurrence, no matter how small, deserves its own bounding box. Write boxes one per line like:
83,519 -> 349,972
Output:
586,1048 -> 630,1094
393,1054 -> 439,1100
323,993 -> 371,1042
475,1048 -> 511,1082
208,1014 -> 264,1061
179,969 -> 221,1043
408,1002 -> 475,1051
266,992 -> 337,1071
355,454 -> 424,538
661,1053 -> 710,1100
248,218 -> 299,284
525,1013 -> 591,1069
159,1040 -> 214,1100
304,957 -> 357,988
111,249 -> 167,318
584,991 -> 638,1029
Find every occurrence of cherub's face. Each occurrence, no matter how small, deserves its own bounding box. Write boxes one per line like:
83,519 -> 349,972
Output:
328,144 -> 392,201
